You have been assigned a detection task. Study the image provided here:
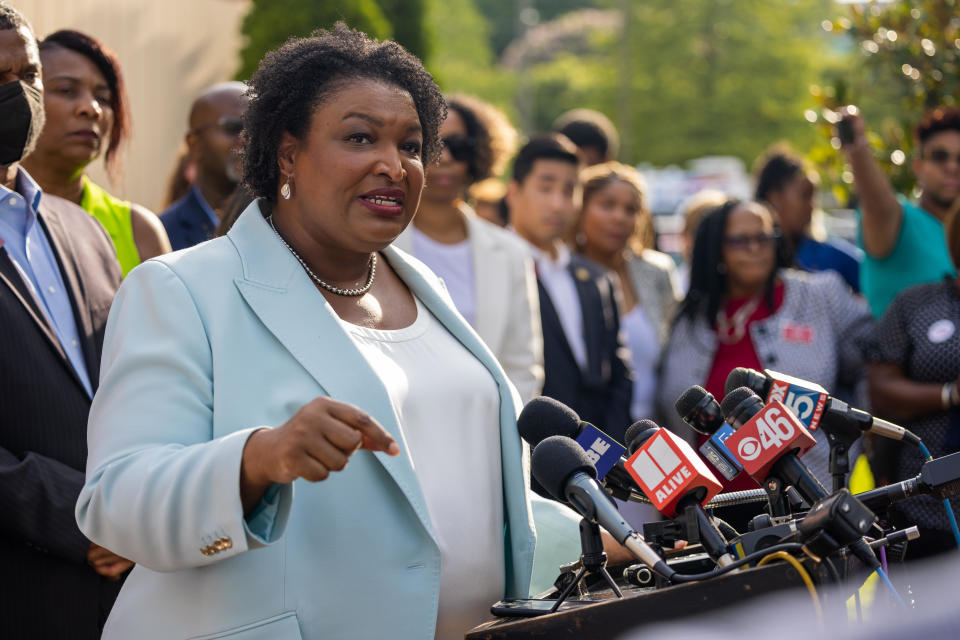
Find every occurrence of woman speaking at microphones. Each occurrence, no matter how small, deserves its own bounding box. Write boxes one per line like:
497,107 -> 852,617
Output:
76,26 -> 539,640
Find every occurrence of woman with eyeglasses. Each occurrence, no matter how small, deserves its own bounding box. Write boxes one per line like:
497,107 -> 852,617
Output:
394,94 -> 544,402
656,199 -> 873,494
22,30 -> 170,276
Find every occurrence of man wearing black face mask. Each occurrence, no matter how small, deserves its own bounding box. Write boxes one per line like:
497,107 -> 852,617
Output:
0,4 -> 127,638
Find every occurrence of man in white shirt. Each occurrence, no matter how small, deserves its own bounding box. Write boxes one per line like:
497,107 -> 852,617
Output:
507,134 -> 633,442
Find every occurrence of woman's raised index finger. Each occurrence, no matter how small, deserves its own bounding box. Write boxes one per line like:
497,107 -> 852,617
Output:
322,398 -> 400,456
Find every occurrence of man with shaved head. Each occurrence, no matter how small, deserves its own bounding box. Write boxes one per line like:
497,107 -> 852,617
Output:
160,81 -> 247,250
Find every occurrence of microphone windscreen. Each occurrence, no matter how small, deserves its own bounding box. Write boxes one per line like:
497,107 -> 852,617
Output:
531,435 -> 597,501
675,385 -> 709,420
517,396 -> 580,447
720,386 -> 756,419
625,419 -> 660,455
724,367 -> 752,396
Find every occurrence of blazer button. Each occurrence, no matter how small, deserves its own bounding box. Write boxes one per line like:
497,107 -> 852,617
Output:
766,355 -> 777,364
213,539 -> 226,552
221,537 -> 233,549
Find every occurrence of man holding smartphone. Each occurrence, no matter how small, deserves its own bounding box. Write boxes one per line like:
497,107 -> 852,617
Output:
841,106 -> 960,317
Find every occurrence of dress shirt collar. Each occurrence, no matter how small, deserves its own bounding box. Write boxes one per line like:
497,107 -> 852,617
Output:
0,167 -> 43,235
522,238 -> 571,272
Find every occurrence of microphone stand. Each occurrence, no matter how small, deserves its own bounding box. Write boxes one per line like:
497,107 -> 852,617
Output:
550,518 -> 623,612
818,418 -> 861,492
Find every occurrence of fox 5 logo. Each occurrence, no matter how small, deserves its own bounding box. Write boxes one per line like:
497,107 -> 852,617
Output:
768,382 -> 825,430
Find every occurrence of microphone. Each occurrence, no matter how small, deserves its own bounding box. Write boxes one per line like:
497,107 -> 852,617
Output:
623,420 -> 733,566
725,367 -> 913,443
675,385 -> 744,481
531,435 -> 673,578
517,397 -> 634,499
855,451 -> 960,511
517,396 -> 627,481
719,387 -> 823,503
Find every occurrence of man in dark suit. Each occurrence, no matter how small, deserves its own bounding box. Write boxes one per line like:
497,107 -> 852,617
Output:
0,4 -> 129,637
507,134 -> 633,441
160,82 -> 247,250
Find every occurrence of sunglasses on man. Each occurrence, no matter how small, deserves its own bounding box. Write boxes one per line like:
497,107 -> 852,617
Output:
925,148 -> 960,167
190,116 -> 244,136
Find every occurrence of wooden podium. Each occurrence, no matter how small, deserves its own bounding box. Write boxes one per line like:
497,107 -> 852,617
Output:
467,562 -> 817,639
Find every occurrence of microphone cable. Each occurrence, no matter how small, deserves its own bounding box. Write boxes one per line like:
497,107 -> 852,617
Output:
667,542 -> 803,583
757,551 -> 823,628
914,440 -> 960,549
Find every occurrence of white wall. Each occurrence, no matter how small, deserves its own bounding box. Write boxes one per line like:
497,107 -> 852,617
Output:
17,0 -> 250,211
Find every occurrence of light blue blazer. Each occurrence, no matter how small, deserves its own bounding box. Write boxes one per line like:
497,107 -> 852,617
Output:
76,201 -> 538,640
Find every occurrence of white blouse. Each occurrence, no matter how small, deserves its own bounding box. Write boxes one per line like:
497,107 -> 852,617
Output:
339,297 -> 504,639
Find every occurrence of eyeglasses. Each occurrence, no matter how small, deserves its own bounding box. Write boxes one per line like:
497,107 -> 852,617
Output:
722,232 -> 779,252
190,116 -> 243,136
925,149 -> 960,167
442,136 -> 475,162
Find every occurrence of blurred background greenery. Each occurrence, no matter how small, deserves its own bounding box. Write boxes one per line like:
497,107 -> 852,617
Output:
236,0 -> 959,203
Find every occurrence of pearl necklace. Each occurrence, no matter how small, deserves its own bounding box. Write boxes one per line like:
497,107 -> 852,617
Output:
268,215 -> 376,297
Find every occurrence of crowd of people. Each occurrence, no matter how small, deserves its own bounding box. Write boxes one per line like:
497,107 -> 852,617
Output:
3,2 -> 960,638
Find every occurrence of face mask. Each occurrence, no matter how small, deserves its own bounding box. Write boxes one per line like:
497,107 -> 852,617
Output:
0,80 -> 45,165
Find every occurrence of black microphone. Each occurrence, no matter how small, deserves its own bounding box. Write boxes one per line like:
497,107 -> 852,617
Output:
675,385 -> 743,481
855,451 -> 960,510
725,367 -> 916,443
531,435 -> 674,579
518,396 -> 639,501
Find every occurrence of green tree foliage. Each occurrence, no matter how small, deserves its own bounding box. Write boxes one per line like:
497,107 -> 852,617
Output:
235,0 -> 423,81
423,0 -> 516,114
508,0 -> 835,167
808,0 -> 960,200
379,0 -> 430,60
473,0 -> 600,57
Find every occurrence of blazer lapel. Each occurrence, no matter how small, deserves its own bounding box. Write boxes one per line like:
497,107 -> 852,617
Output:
466,210 -> 508,352
37,201 -> 99,385
229,203 -> 436,539
0,247 -> 68,362
569,260 -> 604,384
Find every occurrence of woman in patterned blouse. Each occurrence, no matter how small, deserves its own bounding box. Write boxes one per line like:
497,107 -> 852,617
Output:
868,209 -> 960,559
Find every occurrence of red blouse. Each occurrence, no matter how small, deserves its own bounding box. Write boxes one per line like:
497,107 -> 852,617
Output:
702,281 -> 785,491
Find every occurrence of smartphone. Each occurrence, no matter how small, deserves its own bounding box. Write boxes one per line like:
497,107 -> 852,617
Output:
490,598 -> 598,618
837,117 -> 855,145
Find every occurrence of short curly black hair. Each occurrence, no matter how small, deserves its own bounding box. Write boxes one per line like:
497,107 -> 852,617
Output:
915,106 -> 960,150
242,23 -> 446,202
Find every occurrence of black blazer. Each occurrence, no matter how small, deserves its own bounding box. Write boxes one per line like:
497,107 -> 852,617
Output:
159,187 -> 215,251
538,254 -> 633,442
0,190 -> 122,638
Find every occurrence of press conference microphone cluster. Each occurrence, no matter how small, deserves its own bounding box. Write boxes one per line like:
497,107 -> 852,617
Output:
530,435 -> 674,580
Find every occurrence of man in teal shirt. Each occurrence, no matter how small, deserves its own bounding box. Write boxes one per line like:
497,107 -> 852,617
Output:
842,107 -> 959,317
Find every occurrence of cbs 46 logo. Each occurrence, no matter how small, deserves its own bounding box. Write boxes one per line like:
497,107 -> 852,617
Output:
736,406 -> 796,462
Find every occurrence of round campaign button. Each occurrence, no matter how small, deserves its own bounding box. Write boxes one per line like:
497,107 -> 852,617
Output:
927,319 -> 955,344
